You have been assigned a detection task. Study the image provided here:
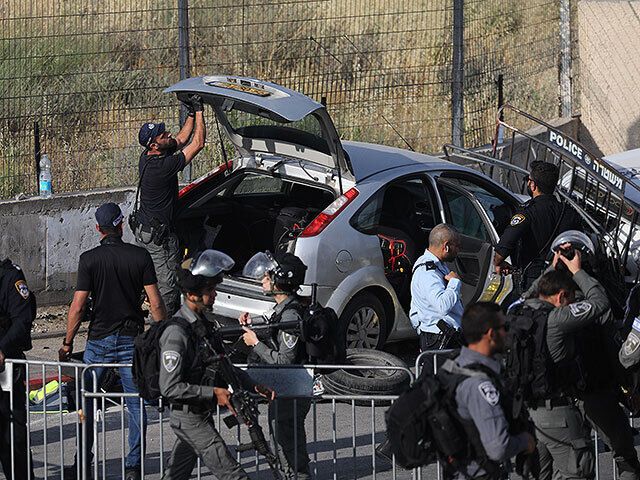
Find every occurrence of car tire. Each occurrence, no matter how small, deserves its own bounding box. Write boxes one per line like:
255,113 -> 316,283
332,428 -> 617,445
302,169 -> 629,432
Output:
322,349 -> 410,404
339,292 -> 387,350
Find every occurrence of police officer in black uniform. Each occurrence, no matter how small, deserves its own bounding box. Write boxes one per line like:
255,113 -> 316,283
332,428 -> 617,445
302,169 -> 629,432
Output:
159,250 -> 275,480
240,251 -> 312,479
494,161 -> 582,290
132,93 -> 206,316
0,258 -> 36,480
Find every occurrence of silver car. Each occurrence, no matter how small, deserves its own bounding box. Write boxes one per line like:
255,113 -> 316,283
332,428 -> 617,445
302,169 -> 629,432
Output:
169,75 -> 522,349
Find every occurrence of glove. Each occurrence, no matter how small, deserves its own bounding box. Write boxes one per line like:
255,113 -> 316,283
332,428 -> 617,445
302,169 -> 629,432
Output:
181,100 -> 195,117
189,93 -> 204,113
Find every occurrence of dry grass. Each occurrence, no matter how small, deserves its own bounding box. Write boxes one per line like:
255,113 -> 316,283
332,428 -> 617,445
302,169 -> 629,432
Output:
1,0 -> 562,197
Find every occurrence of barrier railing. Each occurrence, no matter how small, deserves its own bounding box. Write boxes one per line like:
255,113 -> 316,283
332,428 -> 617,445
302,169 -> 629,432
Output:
5,354 -> 635,479
415,349 -> 633,480
3,359 -> 415,480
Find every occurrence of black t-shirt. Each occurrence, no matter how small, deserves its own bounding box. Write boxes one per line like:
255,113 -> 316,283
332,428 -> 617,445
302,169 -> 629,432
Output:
495,194 -> 584,267
0,259 -> 36,357
138,150 -> 187,226
76,236 -> 157,340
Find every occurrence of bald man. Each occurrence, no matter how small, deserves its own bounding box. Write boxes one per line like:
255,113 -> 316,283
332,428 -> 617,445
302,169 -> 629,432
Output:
409,224 -> 464,357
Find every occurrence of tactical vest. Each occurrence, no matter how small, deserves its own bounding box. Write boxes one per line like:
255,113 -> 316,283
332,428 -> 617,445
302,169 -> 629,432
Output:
248,297 -> 307,365
172,314 -> 228,392
439,361 -> 524,479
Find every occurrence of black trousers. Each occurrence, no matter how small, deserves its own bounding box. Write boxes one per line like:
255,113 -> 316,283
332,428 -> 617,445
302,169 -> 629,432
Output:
419,332 -> 457,375
582,389 -> 640,480
0,366 -> 33,480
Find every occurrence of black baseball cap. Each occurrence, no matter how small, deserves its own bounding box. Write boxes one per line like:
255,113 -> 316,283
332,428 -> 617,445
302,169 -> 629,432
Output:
95,203 -> 124,228
138,122 -> 166,147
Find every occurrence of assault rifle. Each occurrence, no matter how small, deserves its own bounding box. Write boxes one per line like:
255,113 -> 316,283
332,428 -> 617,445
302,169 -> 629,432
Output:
217,284 -> 345,366
196,327 -> 283,479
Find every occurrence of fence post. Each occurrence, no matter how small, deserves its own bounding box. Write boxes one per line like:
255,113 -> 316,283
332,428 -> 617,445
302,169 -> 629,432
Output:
451,0 -> 465,147
178,0 -> 192,182
559,0 -> 572,117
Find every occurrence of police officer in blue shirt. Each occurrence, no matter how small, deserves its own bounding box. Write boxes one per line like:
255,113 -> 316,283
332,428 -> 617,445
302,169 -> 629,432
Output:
410,224 -> 464,357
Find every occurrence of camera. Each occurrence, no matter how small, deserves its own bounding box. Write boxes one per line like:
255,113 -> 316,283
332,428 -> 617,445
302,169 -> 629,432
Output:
556,245 -> 576,260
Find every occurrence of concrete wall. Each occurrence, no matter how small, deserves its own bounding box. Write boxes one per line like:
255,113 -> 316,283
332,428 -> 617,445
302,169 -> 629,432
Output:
0,188 -> 136,305
578,0 -> 640,155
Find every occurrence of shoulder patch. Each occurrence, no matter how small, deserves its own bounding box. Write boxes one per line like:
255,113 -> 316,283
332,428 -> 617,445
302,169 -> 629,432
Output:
478,380 -> 500,406
509,213 -> 526,226
282,332 -> 298,349
162,350 -> 181,373
623,332 -> 640,357
14,280 -> 30,300
569,302 -> 592,317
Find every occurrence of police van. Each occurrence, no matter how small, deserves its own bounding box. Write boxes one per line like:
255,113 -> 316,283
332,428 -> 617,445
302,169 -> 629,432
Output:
444,105 -> 640,316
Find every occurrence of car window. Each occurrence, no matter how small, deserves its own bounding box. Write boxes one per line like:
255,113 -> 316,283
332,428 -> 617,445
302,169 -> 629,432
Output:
351,177 -> 438,235
440,184 -> 491,241
232,173 -> 283,195
443,176 -> 514,235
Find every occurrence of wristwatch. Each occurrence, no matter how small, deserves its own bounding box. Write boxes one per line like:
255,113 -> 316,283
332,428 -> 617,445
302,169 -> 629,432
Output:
62,339 -> 73,347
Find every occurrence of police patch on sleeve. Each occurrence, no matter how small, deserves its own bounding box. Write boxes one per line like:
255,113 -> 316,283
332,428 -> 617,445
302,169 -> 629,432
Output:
162,351 -> 181,373
509,214 -> 526,226
478,381 -> 500,406
623,332 -> 640,357
282,332 -> 298,349
569,302 -> 592,317
14,280 -> 30,300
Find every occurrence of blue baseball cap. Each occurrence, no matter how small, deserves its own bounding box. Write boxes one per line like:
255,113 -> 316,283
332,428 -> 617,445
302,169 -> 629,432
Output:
138,122 -> 166,147
95,202 -> 124,228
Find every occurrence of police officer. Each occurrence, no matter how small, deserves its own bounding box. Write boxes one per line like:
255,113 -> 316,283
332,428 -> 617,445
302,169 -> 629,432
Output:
132,93 -> 206,316
240,251 -> 311,479
60,202 -> 167,480
0,258 -> 36,480
409,224 -> 464,361
159,250 -> 275,480
494,161 -> 582,290
520,248 -> 601,480
442,302 -> 535,479
525,231 -> 640,480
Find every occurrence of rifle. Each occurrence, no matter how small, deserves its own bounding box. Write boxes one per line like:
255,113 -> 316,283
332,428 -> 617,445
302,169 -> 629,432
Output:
195,325 -> 283,479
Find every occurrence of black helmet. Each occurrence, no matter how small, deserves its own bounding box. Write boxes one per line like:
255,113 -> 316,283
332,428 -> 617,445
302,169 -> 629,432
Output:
243,251 -> 307,292
273,252 -> 307,290
176,249 -> 235,293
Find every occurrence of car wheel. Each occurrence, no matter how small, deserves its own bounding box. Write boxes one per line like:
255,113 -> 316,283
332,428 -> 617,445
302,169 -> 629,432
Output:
339,292 -> 387,350
322,348 -> 410,404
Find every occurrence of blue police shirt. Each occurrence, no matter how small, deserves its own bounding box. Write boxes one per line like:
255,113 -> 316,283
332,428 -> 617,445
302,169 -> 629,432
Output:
409,249 -> 464,334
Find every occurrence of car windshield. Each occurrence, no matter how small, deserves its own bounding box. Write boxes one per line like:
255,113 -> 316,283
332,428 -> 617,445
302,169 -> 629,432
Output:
224,109 -> 331,155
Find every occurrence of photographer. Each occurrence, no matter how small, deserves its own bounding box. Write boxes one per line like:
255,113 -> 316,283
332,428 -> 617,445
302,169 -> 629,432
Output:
524,232 -> 640,480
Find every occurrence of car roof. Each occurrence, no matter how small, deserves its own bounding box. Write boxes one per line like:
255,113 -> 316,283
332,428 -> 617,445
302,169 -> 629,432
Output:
342,140 -> 462,182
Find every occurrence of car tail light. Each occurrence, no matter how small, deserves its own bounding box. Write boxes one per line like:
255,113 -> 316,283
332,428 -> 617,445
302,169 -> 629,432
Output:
178,161 -> 231,197
299,187 -> 359,237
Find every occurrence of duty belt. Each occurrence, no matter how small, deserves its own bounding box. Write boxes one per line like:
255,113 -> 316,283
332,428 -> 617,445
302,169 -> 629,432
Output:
169,403 -> 209,415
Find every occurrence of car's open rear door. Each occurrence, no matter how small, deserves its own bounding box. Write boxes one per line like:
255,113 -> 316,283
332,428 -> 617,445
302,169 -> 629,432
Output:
443,105 -> 640,313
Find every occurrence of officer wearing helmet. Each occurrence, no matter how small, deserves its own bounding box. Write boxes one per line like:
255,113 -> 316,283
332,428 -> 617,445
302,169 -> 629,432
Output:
158,249 -> 275,480
239,251 -> 312,479
522,231 -> 640,480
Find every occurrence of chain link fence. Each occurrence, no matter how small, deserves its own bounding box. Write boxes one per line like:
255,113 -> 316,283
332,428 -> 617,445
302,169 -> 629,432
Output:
1,0 -> 570,199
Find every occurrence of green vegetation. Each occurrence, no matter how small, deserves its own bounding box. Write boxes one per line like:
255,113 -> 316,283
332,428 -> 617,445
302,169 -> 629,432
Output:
1,0 -> 563,198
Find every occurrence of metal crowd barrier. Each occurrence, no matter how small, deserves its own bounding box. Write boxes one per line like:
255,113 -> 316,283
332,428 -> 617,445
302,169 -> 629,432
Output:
415,349 -> 634,480
3,358 -> 416,480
